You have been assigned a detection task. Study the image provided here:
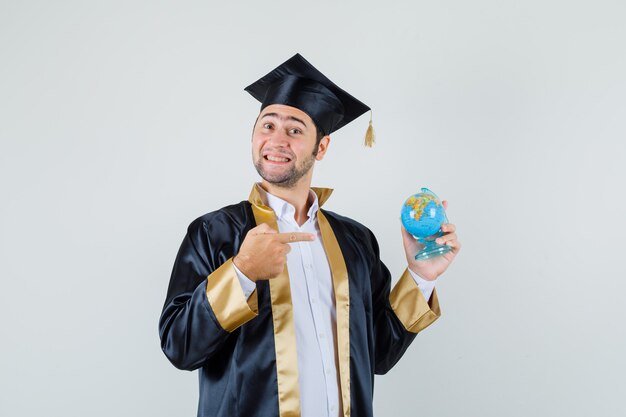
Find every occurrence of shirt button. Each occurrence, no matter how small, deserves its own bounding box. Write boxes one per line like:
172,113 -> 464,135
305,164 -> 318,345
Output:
319,333 -> 325,339
311,298 -> 316,304
325,368 -> 330,375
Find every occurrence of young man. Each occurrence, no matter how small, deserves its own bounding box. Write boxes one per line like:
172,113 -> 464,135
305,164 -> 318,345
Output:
159,54 -> 461,417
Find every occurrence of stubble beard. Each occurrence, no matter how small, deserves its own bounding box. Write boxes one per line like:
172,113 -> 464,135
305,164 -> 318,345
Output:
254,150 -> 316,189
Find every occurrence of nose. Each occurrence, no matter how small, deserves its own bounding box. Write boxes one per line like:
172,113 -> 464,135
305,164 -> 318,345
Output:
266,129 -> 290,147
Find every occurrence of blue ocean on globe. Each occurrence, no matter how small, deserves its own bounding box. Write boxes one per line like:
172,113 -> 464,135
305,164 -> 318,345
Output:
401,193 -> 446,239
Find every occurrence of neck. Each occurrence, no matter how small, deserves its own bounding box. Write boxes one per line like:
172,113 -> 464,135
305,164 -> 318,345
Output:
260,178 -> 312,226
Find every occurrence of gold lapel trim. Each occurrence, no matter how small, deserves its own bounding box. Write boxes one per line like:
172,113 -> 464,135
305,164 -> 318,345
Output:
249,187 -> 301,417
311,186 -> 334,207
318,210 -> 351,417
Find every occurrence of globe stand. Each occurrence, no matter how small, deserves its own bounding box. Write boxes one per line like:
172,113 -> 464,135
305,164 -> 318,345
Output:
415,232 -> 453,261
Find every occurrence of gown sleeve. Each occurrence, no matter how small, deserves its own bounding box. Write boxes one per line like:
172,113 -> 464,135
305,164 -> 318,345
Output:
368,229 -> 441,374
158,219 -> 258,371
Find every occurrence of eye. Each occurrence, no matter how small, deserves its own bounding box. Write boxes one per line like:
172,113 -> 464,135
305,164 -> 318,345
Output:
289,128 -> 302,135
262,123 -> 273,129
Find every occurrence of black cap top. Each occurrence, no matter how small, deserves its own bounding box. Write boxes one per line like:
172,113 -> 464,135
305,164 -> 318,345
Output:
244,53 -> 370,136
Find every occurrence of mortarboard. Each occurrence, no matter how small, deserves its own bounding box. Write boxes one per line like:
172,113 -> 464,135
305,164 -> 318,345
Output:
244,53 -> 375,146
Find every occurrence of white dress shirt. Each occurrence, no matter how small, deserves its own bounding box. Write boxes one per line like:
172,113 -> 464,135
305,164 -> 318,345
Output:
233,186 -> 437,417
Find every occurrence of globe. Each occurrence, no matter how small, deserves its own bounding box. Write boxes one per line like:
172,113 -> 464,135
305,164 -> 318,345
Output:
401,187 -> 452,260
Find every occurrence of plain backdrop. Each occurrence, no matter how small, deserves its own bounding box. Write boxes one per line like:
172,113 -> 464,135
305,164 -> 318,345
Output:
1,1 -> 625,416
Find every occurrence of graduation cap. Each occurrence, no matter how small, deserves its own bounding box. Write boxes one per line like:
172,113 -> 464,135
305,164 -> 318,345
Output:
244,53 -> 375,147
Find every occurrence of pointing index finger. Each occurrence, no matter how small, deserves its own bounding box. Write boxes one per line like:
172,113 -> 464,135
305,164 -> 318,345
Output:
276,232 -> 316,243
250,223 -> 277,235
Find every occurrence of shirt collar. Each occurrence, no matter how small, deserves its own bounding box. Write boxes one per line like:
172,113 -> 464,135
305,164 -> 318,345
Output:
249,183 -> 332,223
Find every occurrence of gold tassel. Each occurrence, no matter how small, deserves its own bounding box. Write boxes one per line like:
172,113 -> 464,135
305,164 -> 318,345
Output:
364,111 -> 375,147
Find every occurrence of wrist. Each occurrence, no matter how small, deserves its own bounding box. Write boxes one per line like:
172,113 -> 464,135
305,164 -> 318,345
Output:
233,254 -> 255,282
408,264 -> 438,281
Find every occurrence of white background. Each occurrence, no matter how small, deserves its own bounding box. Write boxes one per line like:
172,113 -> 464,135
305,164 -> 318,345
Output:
1,1 -> 625,416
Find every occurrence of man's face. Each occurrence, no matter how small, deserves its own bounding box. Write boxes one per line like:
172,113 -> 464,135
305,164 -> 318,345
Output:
252,104 -> 329,188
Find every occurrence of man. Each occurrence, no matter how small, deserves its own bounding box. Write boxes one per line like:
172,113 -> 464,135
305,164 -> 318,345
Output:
159,54 -> 461,417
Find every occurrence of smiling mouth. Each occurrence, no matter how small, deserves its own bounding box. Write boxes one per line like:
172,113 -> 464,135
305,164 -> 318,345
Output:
264,155 -> 292,163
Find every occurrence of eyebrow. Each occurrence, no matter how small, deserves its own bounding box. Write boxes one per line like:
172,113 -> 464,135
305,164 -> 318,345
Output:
260,112 -> 307,128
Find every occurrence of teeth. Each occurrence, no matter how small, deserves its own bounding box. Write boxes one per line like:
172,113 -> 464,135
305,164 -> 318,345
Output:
267,155 -> 289,162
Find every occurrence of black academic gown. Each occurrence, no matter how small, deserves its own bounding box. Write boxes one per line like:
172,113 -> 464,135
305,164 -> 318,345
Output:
159,186 -> 441,417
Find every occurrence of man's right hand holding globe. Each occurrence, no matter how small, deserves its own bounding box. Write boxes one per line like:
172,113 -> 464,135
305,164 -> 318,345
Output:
401,199 -> 461,282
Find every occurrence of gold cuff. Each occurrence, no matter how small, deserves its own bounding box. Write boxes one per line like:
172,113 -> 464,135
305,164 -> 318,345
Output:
389,269 -> 441,333
205,258 -> 259,332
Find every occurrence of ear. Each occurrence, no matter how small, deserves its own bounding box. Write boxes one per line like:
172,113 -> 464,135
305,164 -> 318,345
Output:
315,136 -> 331,161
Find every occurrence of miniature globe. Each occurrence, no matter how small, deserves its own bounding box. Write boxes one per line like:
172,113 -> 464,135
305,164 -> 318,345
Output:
401,187 -> 452,260
401,189 -> 446,238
